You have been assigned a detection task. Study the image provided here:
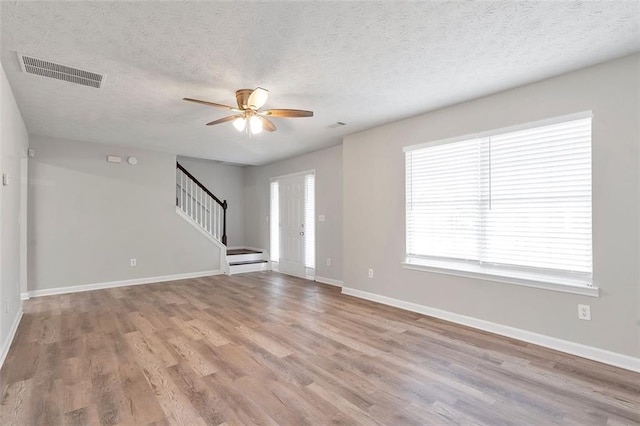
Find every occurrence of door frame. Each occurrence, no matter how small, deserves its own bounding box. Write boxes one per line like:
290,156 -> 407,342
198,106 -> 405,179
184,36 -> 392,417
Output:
270,169 -> 316,280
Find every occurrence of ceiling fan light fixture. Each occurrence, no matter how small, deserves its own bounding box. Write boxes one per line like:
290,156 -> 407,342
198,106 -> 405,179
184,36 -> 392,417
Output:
183,87 -> 312,134
232,117 -> 246,131
249,116 -> 263,134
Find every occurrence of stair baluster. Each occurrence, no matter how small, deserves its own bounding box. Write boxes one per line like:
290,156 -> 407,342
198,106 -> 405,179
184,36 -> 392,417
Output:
175,162 -> 227,245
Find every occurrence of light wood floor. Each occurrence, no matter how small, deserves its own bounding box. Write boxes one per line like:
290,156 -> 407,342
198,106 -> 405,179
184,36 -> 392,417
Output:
1,272 -> 638,425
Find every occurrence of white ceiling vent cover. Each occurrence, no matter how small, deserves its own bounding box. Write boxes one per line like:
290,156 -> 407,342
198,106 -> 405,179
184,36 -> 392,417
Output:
18,53 -> 105,88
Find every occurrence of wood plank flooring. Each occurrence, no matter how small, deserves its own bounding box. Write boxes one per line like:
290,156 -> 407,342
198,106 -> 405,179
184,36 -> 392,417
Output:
1,272 -> 638,425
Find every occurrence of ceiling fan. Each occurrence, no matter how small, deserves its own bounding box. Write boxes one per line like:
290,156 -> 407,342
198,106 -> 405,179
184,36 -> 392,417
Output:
183,87 -> 313,135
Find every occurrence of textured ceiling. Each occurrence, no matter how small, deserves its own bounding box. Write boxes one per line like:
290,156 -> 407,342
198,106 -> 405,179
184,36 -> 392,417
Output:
1,1 -> 639,165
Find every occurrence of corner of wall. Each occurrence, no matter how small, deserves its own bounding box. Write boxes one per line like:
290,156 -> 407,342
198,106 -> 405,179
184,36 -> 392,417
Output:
0,62 -> 28,369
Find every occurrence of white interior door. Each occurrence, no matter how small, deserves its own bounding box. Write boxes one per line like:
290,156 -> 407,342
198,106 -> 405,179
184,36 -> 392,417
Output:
278,174 -> 306,278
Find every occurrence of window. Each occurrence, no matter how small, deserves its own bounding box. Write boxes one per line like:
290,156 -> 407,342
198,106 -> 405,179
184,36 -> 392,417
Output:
305,174 -> 315,269
270,181 -> 279,262
404,113 -> 594,294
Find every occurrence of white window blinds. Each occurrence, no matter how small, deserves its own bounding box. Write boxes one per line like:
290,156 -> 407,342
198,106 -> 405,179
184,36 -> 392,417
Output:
405,115 -> 592,285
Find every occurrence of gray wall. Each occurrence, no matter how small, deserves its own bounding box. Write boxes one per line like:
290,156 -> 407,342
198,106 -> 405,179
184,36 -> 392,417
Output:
343,54 -> 640,357
28,137 -> 222,291
177,156 -> 245,247
244,145 -> 343,282
0,64 -> 28,354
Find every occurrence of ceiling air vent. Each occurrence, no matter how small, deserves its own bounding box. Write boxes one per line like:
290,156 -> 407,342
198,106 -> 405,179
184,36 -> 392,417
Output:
18,53 -> 105,88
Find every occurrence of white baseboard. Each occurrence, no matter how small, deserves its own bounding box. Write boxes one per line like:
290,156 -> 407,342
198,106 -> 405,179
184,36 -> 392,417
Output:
27,270 -> 222,298
315,276 -> 344,287
341,286 -> 640,373
20,292 -> 29,300
0,307 -> 23,371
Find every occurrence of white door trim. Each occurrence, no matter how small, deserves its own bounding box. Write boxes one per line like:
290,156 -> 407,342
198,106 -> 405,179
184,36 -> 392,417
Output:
271,170 -> 316,280
270,169 -> 315,181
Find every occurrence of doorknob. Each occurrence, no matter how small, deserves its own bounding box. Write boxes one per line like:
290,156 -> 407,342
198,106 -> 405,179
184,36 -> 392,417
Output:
299,231 -> 305,236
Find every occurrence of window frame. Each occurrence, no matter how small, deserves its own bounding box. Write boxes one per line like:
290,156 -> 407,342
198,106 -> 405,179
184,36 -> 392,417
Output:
403,111 -> 599,297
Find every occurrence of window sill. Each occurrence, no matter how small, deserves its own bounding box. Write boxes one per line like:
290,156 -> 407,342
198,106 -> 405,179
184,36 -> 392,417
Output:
402,258 -> 599,297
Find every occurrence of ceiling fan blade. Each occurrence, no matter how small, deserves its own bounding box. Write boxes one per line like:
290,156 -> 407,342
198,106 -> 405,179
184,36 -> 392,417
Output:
247,87 -> 269,110
258,116 -> 277,132
183,98 -> 237,110
262,109 -> 314,118
206,114 -> 243,126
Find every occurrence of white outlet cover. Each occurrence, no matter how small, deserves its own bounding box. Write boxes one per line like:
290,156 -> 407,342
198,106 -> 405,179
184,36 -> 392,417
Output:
578,304 -> 591,320
318,214 -> 326,222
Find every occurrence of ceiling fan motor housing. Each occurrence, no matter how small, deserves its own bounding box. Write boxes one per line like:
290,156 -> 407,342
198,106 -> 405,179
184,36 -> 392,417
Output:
235,89 -> 253,109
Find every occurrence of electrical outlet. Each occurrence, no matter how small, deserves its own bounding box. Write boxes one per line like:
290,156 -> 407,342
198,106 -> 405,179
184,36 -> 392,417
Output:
130,258 -> 137,267
578,304 -> 591,321
326,258 -> 331,266
368,268 -> 374,278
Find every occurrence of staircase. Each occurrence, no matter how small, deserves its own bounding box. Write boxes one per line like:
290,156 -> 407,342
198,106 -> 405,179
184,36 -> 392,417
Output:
227,249 -> 269,275
176,162 -> 269,275
176,162 -> 227,244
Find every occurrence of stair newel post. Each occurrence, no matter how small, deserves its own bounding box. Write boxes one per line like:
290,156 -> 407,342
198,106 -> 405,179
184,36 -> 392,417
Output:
222,200 -> 228,245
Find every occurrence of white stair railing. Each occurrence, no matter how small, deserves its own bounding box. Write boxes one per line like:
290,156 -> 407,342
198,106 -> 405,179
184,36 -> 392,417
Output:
176,162 -> 227,245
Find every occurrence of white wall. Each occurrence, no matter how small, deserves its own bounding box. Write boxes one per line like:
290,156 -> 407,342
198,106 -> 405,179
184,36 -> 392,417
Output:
244,145 -> 343,282
0,64 -> 28,361
28,137 -> 222,291
343,54 -> 640,358
177,156 -> 245,247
